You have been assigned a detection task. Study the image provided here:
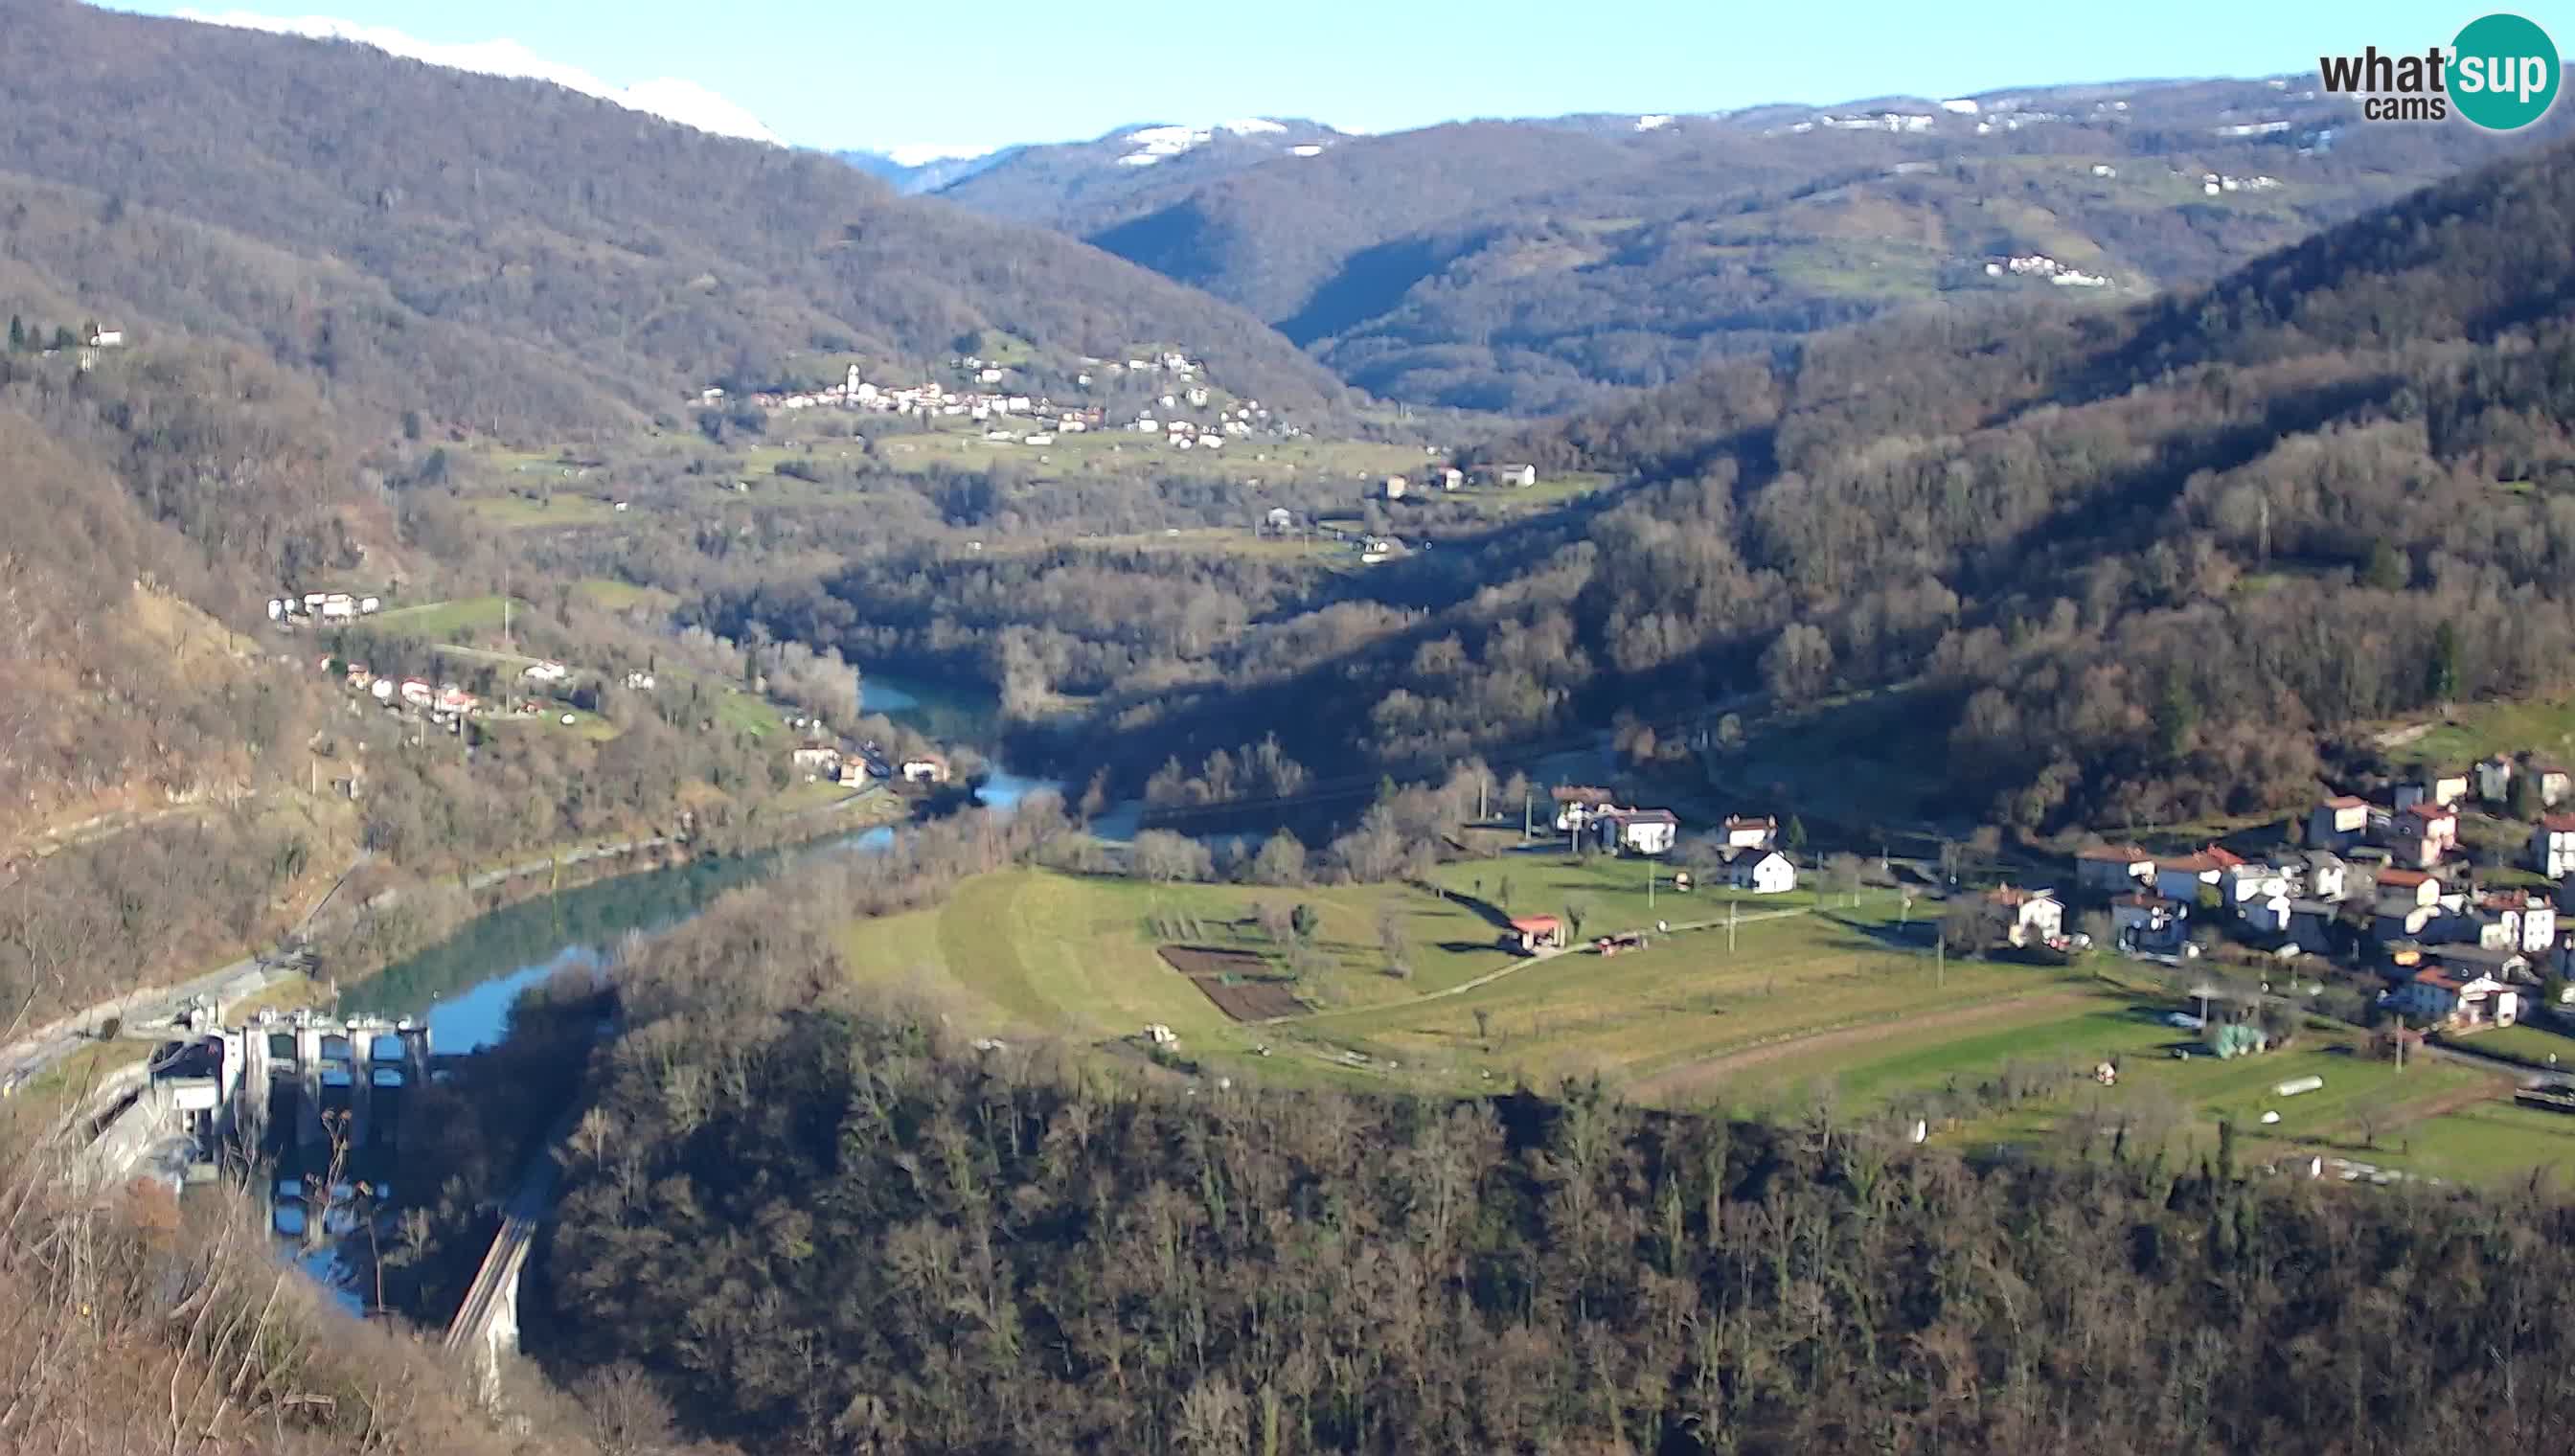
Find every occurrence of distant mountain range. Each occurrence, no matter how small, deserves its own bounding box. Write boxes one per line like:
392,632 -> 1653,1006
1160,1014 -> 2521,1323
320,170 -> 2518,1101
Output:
1096,133 -> 2575,830
865,82 -> 2564,414
839,117 -> 1347,199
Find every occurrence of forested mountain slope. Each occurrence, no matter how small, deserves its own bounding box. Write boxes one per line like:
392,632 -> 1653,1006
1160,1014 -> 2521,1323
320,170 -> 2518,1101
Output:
943,78 -> 2560,413
1050,137 -> 2575,830
522,882 -> 2575,1455
0,0 -> 1349,422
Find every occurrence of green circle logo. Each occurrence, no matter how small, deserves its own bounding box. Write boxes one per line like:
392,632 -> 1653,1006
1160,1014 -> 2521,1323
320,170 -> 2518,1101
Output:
2452,13 -> 2560,130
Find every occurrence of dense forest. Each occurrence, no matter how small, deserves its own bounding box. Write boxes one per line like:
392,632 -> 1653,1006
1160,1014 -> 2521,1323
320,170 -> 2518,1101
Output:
506,873 -> 2575,1454
908,135 -> 2575,833
946,78 -> 2563,412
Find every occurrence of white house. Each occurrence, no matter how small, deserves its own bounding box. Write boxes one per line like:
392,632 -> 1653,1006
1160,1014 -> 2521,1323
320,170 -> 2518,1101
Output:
2075,844 -> 2154,894
2389,968 -> 2518,1030
790,745 -> 841,779
2477,755 -> 2517,804
901,757 -> 951,785
1553,787 -> 1620,833
2479,891 -> 2559,955
1986,886 -> 2064,949
2394,770 -> 2470,811
2300,852 -> 2349,903
1382,475 -> 1408,501
2533,814 -> 2575,879
1479,464 -> 1538,488
523,661 -> 571,685
1725,848 -> 1797,895
2219,861 -> 2290,908
1609,809 -> 1679,856
1719,815 -> 1778,850
2535,764 -> 2574,808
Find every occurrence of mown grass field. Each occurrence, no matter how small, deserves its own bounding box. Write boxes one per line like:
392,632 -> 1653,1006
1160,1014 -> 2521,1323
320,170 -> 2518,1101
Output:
2380,1099 -> 2575,1185
2385,694 -> 2575,770
837,866 -> 1510,1038
575,579 -> 678,614
831,846 -> 2575,1183
2447,1019 -> 2575,1072
368,596 -> 532,640
836,852 -> 2056,1096
461,493 -> 621,528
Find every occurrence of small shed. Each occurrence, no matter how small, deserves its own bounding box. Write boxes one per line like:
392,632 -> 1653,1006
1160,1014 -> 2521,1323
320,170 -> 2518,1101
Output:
1503,916 -> 1565,954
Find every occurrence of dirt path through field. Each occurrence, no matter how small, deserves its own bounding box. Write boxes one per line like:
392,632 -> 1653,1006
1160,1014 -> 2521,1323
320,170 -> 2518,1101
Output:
1629,987 -> 2104,1103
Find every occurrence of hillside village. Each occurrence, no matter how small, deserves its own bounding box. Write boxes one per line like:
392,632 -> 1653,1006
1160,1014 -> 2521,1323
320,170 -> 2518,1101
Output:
1531,736 -> 2575,1097
708,349 -> 1309,455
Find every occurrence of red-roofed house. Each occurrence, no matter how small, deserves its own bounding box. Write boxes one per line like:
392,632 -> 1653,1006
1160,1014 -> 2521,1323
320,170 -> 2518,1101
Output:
2374,866 -> 2442,912
2387,804 -> 2457,867
1985,885 -> 2063,948
1718,814 -> 1778,850
2154,848 -> 2239,904
1605,808 -> 1680,856
2389,968 -> 2518,1030
2075,844 -> 2154,894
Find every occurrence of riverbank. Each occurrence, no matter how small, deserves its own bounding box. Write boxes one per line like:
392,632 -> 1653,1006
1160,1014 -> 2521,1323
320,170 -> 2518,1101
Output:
317,786 -> 910,1016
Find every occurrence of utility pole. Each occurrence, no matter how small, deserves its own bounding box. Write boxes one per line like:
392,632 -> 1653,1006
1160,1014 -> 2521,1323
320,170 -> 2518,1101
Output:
1523,791 -> 1533,839
1936,930 -> 1947,990
1728,898 -> 1738,956
1648,863 -> 1655,912
1478,771 -> 1489,825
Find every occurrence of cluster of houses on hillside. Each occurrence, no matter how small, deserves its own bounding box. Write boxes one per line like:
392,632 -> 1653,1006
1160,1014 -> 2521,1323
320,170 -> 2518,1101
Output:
320,655 -> 594,738
1547,789 -> 1799,895
786,736 -> 948,790
1981,253 -> 2112,288
704,355 -> 1301,455
265,589 -> 382,626
2050,754 -> 2575,1036
1379,463 -> 1538,499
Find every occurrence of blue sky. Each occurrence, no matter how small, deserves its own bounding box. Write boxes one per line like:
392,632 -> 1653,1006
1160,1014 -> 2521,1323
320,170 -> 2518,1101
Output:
123,1 -> 2558,155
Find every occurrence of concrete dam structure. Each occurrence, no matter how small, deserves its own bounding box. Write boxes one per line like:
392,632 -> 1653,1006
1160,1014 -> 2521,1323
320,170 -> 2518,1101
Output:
85,1008 -> 432,1194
